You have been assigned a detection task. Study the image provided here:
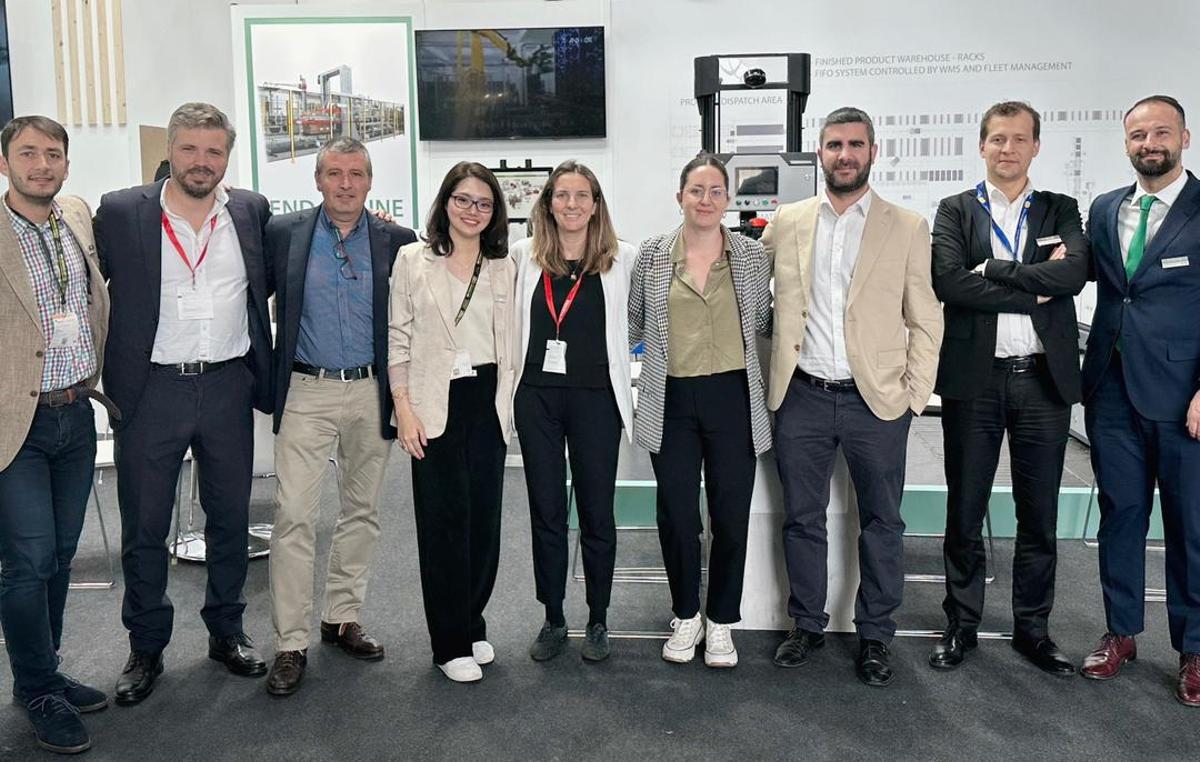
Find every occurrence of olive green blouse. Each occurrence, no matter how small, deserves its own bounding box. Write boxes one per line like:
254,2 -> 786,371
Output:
666,233 -> 746,377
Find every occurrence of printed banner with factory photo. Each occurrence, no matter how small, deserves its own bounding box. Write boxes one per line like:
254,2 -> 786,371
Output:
231,9 -> 419,227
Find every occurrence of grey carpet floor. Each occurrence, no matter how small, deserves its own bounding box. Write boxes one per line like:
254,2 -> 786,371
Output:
1,454 -> 1197,761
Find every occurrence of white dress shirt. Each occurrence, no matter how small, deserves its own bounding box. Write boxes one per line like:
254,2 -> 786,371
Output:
984,180 -> 1044,358
152,182 -> 250,364
798,189 -> 872,380
1119,169 -> 1188,263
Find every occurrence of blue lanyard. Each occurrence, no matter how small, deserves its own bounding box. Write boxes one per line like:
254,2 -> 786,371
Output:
976,182 -> 1033,261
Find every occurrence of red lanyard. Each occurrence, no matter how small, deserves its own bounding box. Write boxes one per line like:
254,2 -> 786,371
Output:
542,270 -> 585,339
161,212 -> 218,286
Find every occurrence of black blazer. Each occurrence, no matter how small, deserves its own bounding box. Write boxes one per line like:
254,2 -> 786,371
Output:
931,188 -> 1089,404
266,206 -> 416,438
94,179 -> 275,429
1082,172 -> 1200,421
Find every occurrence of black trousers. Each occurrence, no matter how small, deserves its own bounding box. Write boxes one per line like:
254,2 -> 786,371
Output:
514,383 -> 621,619
941,358 -> 1070,640
774,373 -> 911,643
115,360 -> 253,652
649,371 -> 756,624
411,365 -> 506,665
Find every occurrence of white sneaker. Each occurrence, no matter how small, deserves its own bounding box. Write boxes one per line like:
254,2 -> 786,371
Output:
662,613 -> 705,663
472,640 -> 494,665
704,618 -> 738,668
436,657 -> 483,683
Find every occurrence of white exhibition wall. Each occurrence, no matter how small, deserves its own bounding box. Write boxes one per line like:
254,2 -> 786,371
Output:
6,0 -> 1200,252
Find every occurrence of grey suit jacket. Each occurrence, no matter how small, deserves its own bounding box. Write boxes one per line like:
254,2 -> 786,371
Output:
0,195 -> 109,470
628,225 -> 773,455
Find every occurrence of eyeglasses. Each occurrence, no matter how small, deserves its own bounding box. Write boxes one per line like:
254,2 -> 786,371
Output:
450,194 -> 495,214
331,235 -> 357,280
684,186 -> 728,201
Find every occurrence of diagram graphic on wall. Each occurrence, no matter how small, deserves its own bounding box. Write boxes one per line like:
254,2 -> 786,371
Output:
232,9 -> 419,227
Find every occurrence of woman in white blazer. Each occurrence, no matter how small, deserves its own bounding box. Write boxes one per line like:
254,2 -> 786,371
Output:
511,161 -> 634,664
387,162 -> 516,684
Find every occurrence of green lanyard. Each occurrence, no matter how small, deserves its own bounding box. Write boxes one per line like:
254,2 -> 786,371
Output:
33,215 -> 70,307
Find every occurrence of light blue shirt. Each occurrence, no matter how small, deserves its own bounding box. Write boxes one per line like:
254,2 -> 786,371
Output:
295,207 -> 375,369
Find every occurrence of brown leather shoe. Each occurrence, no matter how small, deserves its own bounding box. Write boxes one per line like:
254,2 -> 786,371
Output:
1177,653 -> 1200,707
1080,633 -> 1136,680
266,650 -> 306,697
320,621 -> 385,661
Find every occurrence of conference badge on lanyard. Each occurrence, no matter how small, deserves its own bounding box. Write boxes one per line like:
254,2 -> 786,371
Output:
163,213 -> 218,320
976,182 -> 1032,261
541,270 -> 585,375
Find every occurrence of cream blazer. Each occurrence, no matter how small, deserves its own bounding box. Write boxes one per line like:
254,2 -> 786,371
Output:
762,193 -> 943,420
387,241 -> 517,442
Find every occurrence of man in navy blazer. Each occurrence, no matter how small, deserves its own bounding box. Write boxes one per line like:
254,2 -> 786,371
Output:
1079,94 -> 1200,707
94,103 -> 273,705
262,137 -> 415,695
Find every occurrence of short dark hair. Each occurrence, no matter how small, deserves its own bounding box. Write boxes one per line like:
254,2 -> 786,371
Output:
980,101 -> 1041,143
167,102 -> 236,151
679,153 -> 728,191
315,136 -> 372,176
1,116 -> 70,159
819,107 -> 875,147
1124,94 -> 1187,127
423,161 -> 509,260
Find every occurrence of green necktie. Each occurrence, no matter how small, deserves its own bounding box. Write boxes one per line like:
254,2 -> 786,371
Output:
1125,194 -> 1157,280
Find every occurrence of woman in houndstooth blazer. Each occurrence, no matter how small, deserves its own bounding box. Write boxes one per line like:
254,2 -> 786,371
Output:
628,154 -> 772,669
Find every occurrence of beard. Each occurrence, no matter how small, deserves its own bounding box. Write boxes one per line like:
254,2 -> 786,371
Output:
823,160 -> 872,195
172,165 -> 222,198
1129,147 -> 1180,178
10,174 -> 63,205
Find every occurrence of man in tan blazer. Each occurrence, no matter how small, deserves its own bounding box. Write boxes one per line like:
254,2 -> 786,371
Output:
762,107 -> 942,688
0,116 -> 111,754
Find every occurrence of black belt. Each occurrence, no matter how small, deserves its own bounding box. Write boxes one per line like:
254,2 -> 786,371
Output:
292,361 -> 375,382
38,383 -> 123,422
795,368 -> 857,392
153,358 -> 238,376
993,354 -> 1044,374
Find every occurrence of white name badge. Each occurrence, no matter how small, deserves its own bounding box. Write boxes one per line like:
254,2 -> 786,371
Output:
1036,235 -> 1063,247
176,286 -> 215,320
450,349 -> 477,379
1162,256 -> 1191,269
49,311 -> 80,348
543,340 -> 568,374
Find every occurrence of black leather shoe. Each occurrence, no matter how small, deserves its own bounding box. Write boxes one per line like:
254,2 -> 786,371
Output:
114,651 -> 164,706
1012,635 -> 1075,676
856,639 -> 894,688
266,650 -> 307,697
773,628 -> 825,668
929,626 -> 978,670
208,633 -> 268,676
320,621 -> 386,661
529,622 -> 568,662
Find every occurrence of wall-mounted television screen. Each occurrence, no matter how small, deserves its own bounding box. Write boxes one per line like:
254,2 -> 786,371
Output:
415,26 -> 605,140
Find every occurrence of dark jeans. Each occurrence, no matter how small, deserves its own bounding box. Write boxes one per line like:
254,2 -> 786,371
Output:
514,383 -> 621,621
0,399 -> 96,701
1086,354 -> 1200,653
941,359 -> 1070,640
774,373 -> 911,643
115,360 -> 254,653
649,371 -> 756,625
411,365 -> 506,664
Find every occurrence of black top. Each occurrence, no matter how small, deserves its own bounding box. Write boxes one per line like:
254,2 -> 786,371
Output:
523,261 -> 609,388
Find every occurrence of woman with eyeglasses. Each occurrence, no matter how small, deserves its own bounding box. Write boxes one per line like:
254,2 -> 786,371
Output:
628,153 -> 773,668
510,161 -> 635,663
387,161 -> 516,683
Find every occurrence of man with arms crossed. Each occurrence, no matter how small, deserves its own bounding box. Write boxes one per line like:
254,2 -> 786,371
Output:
94,102 -> 274,704
263,137 -> 415,695
763,106 -> 943,687
1080,95 -> 1200,707
928,101 -> 1088,675
0,116 -> 111,754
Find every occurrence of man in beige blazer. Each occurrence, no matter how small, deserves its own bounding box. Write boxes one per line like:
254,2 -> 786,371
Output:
0,116 -> 111,754
762,107 -> 942,688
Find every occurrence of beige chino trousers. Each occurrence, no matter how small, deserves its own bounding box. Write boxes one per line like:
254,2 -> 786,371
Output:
270,372 -> 392,651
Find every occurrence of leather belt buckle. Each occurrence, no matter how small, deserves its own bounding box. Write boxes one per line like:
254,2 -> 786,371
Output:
179,362 -> 203,376
41,386 -> 79,407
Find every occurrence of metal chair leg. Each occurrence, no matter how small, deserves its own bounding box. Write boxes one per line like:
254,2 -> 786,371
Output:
69,477 -> 117,590
1080,477 -> 1166,602
905,508 -> 996,585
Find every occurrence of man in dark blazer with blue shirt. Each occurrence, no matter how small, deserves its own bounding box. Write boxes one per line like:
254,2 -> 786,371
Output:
1079,95 -> 1200,708
262,137 -> 415,696
94,103 -> 273,705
